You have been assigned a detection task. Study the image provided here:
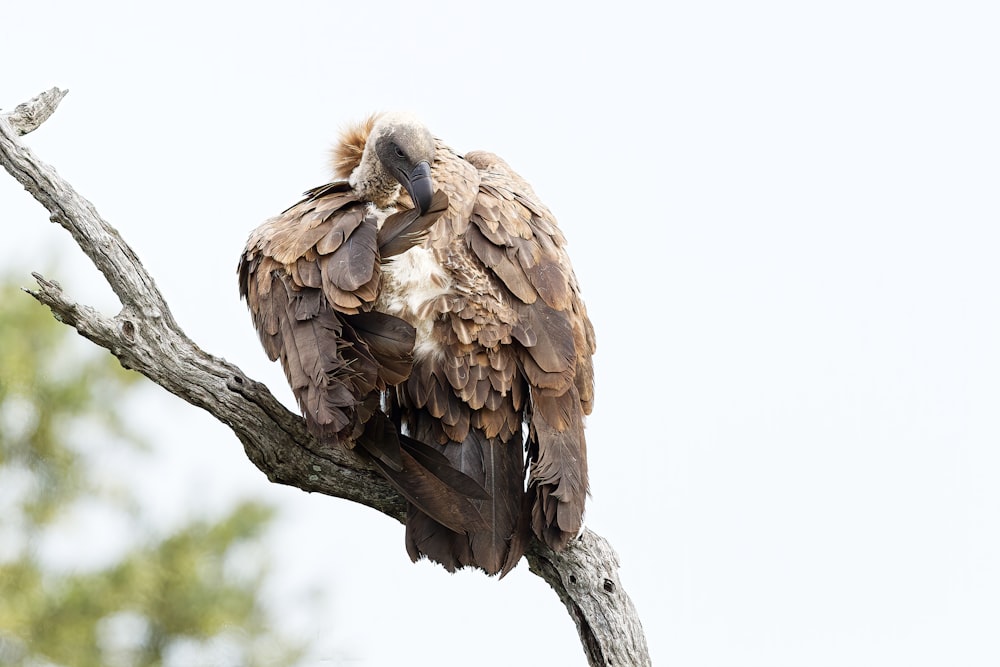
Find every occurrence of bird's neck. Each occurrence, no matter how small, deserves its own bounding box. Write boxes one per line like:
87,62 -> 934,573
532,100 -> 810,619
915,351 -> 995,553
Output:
350,159 -> 400,208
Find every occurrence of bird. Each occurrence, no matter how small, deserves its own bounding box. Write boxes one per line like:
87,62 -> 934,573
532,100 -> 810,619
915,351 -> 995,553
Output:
238,113 -> 596,575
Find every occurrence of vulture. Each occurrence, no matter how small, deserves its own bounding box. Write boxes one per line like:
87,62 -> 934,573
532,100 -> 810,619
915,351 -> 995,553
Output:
238,113 -> 596,575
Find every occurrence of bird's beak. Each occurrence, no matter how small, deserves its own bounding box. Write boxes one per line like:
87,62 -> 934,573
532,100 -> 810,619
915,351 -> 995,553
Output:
401,160 -> 434,214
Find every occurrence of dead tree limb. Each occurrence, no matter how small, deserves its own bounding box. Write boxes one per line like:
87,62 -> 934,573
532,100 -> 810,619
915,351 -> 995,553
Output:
0,88 -> 651,667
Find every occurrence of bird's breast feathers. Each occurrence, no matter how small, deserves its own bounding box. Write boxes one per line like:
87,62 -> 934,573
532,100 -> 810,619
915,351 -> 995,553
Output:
377,243 -> 451,361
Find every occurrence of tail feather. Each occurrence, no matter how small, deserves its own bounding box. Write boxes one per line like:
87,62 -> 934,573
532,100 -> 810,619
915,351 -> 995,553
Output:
372,455 -> 489,536
404,413 -> 526,575
353,405 -> 403,471
400,434 -> 489,500
405,510 -> 474,571
350,413 -> 489,535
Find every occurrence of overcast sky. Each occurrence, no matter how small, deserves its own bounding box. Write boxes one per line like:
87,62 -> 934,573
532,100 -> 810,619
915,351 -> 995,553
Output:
4,1 -> 1000,665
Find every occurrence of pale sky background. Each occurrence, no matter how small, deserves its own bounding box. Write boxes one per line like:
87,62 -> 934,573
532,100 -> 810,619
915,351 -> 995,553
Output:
3,1 -> 1000,665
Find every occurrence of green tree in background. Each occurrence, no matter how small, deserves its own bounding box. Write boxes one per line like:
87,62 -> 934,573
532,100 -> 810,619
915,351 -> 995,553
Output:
0,278 -> 303,666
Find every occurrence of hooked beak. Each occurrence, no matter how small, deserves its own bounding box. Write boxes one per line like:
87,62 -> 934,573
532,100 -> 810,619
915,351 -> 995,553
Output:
400,160 -> 434,214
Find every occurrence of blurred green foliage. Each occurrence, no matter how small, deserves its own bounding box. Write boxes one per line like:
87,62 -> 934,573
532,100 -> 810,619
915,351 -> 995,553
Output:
0,280 -> 303,666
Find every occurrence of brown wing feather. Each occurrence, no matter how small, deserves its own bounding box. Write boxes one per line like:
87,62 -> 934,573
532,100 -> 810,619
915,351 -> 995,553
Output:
464,150 -> 596,552
246,270 -> 358,440
238,182 -> 482,534
378,190 -> 450,258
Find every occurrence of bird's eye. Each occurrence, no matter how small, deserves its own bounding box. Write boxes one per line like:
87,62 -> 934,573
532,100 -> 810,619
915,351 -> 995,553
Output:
393,145 -> 406,159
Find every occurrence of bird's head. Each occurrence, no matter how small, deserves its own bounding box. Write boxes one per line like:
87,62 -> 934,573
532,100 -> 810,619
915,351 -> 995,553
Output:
350,112 -> 436,214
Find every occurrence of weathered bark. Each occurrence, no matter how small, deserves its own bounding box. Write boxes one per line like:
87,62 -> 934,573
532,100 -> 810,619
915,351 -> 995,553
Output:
1,88 -> 651,667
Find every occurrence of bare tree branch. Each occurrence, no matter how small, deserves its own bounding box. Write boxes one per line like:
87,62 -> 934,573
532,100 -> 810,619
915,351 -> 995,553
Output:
5,87 -> 68,136
1,89 -> 651,667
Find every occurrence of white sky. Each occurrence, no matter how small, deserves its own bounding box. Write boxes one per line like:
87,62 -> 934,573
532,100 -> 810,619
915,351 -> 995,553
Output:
4,1 -> 1000,665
